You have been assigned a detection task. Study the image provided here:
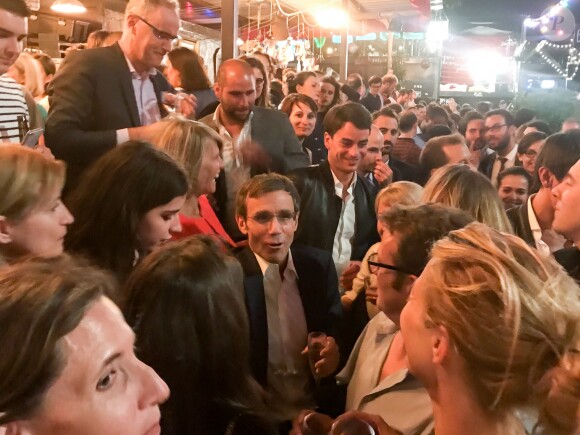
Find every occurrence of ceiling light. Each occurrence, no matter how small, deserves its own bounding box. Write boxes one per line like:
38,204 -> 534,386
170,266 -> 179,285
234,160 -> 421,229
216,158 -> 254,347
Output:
50,0 -> 86,14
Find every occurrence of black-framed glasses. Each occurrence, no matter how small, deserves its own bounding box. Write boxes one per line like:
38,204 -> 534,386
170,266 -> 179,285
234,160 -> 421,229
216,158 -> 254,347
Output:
135,16 -> 178,41
367,252 -> 415,275
482,124 -> 507,134
524,149 -> 538,158
247,211 -> 296,226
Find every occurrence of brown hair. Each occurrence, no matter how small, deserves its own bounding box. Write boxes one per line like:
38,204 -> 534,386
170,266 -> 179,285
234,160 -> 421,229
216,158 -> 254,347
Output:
279,93 -> 318,118
240,55 -> 270,108
167,47 -> 212,92
424,223 -> 580,432
422,164 -> 512,233
235,173 -> 300,220
420,134 -> 466,174
0,255 -> 115,424
0,145 -> 65,222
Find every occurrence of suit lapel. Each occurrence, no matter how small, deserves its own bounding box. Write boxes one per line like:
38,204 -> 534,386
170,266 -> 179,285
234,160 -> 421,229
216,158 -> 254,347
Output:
111,43 -> 141,127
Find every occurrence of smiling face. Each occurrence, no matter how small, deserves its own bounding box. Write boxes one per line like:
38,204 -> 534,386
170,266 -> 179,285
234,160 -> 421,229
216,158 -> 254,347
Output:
0,9 -> 27,75
20,297 -> 169,435
0,187 -> 74,259
498,174 -> 529,210
126,6 -> 179,73
289,101 -> 316,140
237,190 -> 298,266
296,75 -> 320,105
195,140 -> 223,196
325,122 -> 369,179
136,195 -> 185,255
519,140 -> 544,176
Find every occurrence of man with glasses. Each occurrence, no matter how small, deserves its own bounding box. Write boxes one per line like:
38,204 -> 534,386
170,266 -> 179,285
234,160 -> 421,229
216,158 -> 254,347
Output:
336,204 -> 473,435
46,0 -> 194,190
234,173 -> 343,429
479,109 -> 518,185
359,75 -> 383,113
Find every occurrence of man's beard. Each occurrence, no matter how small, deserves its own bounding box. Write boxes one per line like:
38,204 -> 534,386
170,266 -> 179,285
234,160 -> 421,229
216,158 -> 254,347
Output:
223,105 -> 251,123
492,133 -> 511,154
383,141 -> 393,156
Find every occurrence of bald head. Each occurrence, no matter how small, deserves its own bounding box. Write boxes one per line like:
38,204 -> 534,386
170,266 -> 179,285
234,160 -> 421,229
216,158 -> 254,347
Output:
217,59 -> 255,86
358,124 -> 385,176
369,124 -> 383,150
214,59 -> 256,123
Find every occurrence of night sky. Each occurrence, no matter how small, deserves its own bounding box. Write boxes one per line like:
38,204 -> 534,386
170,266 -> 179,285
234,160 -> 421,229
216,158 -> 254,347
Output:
447,0 -> 568,32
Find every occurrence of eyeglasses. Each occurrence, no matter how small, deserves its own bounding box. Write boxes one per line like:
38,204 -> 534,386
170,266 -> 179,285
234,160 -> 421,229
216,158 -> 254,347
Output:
524,149 -> 538,158
247,211 -> 296,226
482,124 -> 507,134
255,78 -> 265,85
135,16 -> 178,41
367,253 -> 415,275
379,128 -> 399,136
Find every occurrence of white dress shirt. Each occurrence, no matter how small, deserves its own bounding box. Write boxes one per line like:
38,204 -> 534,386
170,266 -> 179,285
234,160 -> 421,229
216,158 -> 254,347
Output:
331,170 -> 357,292
254,251 -> 314,421
116,55 -> 161,144
213,106 -> 253,234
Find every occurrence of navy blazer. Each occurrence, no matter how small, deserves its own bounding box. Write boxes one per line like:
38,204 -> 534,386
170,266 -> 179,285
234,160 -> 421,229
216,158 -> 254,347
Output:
234,244 -> 343,387
46,43 -> 172,180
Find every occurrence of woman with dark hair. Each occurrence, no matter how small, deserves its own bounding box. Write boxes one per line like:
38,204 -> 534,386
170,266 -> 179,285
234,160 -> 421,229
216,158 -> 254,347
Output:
121,236 -> 276,435
517,131 -> 547,177
166,47 -> 217,118
319,76 -> 341,113
287,71 -> 320,106
0,255 -> 169,434
65,141 -> 188,281
280,93 -> 318,164
240,55 -> 271,108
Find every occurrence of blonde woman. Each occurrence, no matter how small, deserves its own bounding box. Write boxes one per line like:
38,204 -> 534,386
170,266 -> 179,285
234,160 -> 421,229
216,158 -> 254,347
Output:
422,164 -> 512,233
155,118 -> 236,247
400,223 -> 580,434
341,181 -> 424,317
0,145 -> 73,264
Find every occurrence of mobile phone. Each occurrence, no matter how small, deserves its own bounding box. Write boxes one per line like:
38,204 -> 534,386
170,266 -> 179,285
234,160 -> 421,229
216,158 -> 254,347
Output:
22,128 -> 43,148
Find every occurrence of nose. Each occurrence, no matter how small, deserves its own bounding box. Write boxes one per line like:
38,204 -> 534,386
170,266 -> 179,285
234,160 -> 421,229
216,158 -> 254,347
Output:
169,213 -> 182,234
218,155 -> 224,170
61,204 -> 75,225
138,361 -> 170,408
267,217 -> 283,234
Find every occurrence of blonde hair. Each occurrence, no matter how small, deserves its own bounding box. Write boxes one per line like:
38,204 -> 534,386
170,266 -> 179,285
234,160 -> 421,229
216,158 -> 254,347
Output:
11,53 -> 45,98
422,164 -> 512,233
125,0 -> 179,18
155,118 -> 222,196
0,145 -> 65,222
375,181 -> 423,213
424,222 -> 580,432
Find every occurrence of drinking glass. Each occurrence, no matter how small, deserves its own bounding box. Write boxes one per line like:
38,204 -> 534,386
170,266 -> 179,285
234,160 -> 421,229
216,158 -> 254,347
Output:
300,412 -> 333,435
330,417 -> 376,435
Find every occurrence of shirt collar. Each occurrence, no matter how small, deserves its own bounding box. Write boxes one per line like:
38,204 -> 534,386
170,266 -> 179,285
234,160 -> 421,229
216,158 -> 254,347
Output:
527,194 -> 542,237
254,249 -> 296,280
502,143 -> 518,162
330,168 -> 357,193
123,53 -> 157,79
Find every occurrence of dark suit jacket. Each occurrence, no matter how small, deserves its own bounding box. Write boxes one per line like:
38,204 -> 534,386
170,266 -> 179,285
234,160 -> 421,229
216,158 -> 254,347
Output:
302,111 -> 327,165
390,156 -> 422,184
478,151 -> 497,179
506,202 -> 535,248
235,245 -> 344,414
288,160 -> 380,262
359,93 -> 382,114
46,43 -> 172,179
200,106 -> 309,223
554,247 -> 580,282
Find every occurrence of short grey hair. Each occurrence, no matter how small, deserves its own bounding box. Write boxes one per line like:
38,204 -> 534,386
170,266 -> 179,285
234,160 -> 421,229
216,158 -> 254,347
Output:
125,0 -> 179,18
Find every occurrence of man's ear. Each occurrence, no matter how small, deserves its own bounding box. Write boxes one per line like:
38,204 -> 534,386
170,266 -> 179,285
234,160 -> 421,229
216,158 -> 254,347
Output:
538,167 -> 554,189
1,421 -> 34,435
236,214 -> 248,235
403,274 -> 417,299
125,14 -> 139,33
431,324 -> 451,366
324,132 -> 332,151
0,216 -> 13,244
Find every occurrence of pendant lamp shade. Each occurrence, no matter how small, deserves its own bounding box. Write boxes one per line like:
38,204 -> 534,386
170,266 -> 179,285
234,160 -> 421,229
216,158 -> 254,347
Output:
50,0 -> 86,14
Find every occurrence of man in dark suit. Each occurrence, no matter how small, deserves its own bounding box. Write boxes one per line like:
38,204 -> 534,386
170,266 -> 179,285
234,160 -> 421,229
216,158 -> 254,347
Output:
46,0 -> 195,186
372,107 -> 421,184
357,125 -> 393,190
200,59 -> 309,238
234,174 -> 343,425
552,157 -> 580,281
359,75 -> 383,114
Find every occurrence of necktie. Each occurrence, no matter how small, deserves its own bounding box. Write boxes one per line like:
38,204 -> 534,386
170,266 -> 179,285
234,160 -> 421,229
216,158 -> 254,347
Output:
499,157 -> 508,173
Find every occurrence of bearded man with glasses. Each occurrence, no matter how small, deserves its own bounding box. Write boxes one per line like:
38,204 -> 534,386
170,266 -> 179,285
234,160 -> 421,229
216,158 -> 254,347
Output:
479,109 -> 518,186
234,173 -> 344,430
46,0 -> 196,193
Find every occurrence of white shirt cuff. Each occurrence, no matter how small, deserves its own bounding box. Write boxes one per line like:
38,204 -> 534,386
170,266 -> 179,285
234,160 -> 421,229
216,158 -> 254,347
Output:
116,128 -> 130,145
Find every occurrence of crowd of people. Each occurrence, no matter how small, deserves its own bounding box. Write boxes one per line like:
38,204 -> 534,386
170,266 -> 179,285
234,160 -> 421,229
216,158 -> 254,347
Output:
1,0 -> 580,433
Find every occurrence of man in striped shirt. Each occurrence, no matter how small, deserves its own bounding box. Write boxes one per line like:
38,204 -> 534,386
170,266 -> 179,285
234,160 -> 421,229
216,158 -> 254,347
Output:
0,0 -> 29,143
